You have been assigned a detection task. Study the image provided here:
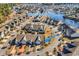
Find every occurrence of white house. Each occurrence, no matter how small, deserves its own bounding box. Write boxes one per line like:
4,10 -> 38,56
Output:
0,28 -> 5,39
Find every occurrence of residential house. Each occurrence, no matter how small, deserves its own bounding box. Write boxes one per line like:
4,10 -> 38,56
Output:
5,25 -> 11,32
24,24 -> 45,34
9,21 -> 16,28
15,34 -> 26,46
9,34 -> 26,46
0,28 -> 5,39
59,24 -> 75,38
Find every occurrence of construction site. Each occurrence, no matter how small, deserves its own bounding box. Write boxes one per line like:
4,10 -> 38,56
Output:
0,3 -> 79,56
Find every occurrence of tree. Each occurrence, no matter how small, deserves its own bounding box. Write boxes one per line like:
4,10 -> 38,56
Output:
0,4 -> 13,24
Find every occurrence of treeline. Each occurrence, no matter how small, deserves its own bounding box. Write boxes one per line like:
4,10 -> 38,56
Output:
0,4 -> 14,24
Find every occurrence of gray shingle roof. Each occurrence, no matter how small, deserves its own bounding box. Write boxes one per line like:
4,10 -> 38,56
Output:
26,33 -> 37,42
16,34 -> 25,40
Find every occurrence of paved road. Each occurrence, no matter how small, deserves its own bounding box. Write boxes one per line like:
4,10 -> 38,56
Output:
72,46 -> 79,56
